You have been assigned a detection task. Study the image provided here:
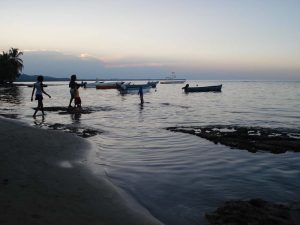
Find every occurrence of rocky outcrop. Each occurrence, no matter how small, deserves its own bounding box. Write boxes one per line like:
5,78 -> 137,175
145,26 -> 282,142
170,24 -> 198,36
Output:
206,199 -> 300,225
45,123 -> 103,138
36,106 -> 115,115
166,125 -> 300,153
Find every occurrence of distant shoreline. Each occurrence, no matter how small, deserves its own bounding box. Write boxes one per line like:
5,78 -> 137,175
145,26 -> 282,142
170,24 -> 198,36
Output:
16,74 -> 166,82
15,74 -> 300,83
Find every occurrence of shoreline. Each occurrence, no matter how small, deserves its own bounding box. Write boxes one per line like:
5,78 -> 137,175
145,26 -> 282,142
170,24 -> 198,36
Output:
0,117 -> 164,225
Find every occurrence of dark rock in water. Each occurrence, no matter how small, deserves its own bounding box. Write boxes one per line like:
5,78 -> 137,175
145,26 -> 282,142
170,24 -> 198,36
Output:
160,102 -> 190,109
0,114 -> 18,119
36,106 -> 93,114
37,106 -> 115,115
205,198 -> 300,225
45,123 -> 103,138
166,125 -> 300,154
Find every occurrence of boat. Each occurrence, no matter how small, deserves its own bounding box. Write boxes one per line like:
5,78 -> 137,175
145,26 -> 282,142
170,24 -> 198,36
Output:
182,84 -> 222,92
160,72 -> 186,84
27,84 -> 48,87
84,81 -> 104,88
119,86 -> 151,94
147,81 -> 159,88
117,83 -> 151,94
95,81 -> 122,89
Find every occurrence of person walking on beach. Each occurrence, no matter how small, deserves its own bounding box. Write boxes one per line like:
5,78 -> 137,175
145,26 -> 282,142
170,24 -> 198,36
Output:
68,74 -> 80,107
31,75 -> 51,117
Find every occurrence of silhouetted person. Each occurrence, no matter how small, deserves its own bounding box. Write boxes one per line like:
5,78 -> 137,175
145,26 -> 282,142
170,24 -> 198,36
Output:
138,87 -> 144,105
74,85 -> 81,108
68,74 -> 80,107
182,84 -> 189,92
31,75 -> 51,117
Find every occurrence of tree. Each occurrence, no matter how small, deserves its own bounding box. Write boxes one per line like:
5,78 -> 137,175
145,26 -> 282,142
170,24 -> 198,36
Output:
0,48 -> 24,84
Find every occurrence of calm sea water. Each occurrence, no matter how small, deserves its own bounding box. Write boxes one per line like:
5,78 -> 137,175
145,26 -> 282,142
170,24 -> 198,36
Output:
1,80 -> 300,225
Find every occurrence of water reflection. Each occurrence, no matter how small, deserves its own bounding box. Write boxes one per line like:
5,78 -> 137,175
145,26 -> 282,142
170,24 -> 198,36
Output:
0,86 -> 22,104
139,103 -> 144,111
33,115 -> 45,127
2,81 -> 300,225
71,112 -> 82,123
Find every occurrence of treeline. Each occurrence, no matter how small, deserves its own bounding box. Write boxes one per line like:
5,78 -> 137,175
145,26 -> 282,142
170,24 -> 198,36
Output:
0,48 -> 24,84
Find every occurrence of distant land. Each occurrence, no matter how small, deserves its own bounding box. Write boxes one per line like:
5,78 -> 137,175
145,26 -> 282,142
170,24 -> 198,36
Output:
16,74 -> 164,82
16,74 -> 69,82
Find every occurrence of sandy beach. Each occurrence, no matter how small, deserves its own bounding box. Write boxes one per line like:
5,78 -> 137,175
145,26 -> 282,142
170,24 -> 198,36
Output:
0,117 -> 163,225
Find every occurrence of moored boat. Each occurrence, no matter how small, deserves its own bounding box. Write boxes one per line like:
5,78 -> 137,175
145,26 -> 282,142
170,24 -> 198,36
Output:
95,81 -> 122,89
119,86 -> 151,94
182,84 -> 222,92
160,72 -> 186,84
84,81 -> 103,88
27,84 -> 48,87
160,79 -> 186,84
147,81 -> 159,88
117,82 -> 151,94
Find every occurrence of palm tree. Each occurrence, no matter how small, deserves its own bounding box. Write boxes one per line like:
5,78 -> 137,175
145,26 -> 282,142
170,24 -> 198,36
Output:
8,48 -> 24,81
0,48 -> 24,84
0,52 -> 11,83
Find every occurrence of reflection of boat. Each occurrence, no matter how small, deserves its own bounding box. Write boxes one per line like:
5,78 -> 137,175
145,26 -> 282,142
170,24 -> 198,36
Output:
147,81 -> 159,88
182,84 -> 222,92
160,72 -> 186,84
96,81 -> 122,89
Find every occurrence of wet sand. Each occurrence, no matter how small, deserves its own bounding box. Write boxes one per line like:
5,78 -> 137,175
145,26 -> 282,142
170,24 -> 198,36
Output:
0,117 -> 163,225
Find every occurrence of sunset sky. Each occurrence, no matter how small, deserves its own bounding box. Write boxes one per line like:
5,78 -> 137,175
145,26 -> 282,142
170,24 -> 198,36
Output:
1,0 -> 300,80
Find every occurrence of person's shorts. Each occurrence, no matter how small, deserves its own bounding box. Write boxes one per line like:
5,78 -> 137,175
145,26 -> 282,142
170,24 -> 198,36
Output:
35,94 -> 43,101
75,97 -> 81,105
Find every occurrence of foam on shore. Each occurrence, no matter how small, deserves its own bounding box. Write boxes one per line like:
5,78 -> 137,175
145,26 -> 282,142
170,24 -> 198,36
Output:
0,117 -> 164,225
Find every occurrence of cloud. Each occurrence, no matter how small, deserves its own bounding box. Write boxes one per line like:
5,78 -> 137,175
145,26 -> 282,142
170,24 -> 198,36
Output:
21,50 -> 173,79
22,50 -> 106,78
20,50 -> 300,80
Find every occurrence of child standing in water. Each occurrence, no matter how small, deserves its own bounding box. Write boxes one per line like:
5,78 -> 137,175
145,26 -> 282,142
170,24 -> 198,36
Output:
74,85 -> 81,108
68,74 -> 81,107
31,75 -> 51,117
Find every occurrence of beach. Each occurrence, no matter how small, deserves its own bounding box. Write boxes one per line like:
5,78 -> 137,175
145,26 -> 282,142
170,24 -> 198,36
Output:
0,117 -> 163,225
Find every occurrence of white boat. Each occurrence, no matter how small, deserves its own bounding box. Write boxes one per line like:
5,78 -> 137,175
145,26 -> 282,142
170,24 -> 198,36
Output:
118,83 -> 151,94
160,72 -> 186,84
119,86 -> 151,94
84,81 -> 104,88
96,81 -> 122,89
147,81 -> 159,88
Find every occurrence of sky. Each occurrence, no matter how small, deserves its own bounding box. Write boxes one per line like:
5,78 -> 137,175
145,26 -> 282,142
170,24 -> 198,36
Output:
1,0 -> 300,80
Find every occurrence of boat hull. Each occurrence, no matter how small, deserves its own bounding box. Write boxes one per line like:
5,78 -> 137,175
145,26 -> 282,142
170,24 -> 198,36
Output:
147,81 -> 159,88
184,84 -> 222,92
85,82 -> 103,88
119,86 -> 151,94
160,80 -> 186,84
117,82 -> 156,94
96,82 -> 121,89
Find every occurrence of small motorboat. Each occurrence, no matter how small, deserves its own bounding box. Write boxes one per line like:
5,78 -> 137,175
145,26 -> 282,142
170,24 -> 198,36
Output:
182,84 -> 222,92
117,83 -> 151,94
96,81 -> 122,89
147,81 -> 159,88
160,72 -> 186,84
84,81 -> 103,88
27,84 -> 48,87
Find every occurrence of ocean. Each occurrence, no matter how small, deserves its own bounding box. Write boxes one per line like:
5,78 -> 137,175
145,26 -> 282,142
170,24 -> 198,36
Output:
1,80 -> 300,225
